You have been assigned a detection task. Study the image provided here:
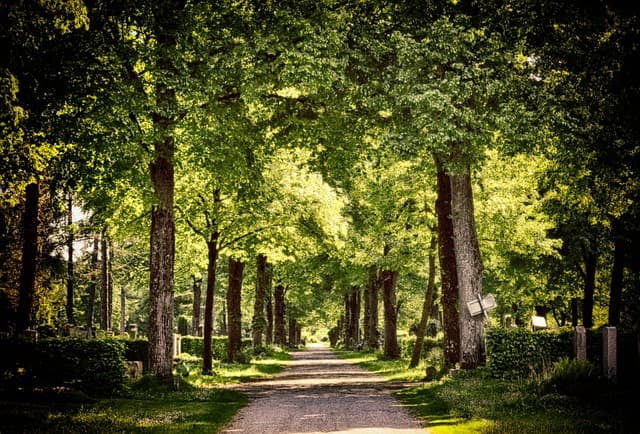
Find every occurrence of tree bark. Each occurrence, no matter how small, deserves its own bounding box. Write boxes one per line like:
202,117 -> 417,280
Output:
451,170 -> 485,369
17,182 -> 39,334
274,284 -> 286,345
349,286 -> 360,348
203,237 -> 219,374
382,268 -> 400,359
609,230 -> 625,327
100,230 -> 109,330
582,247 -> 597,328
192,275 -> 202,336
252,254 -> 268,349
365,265 -> 380,349
227,257 -> 244,363
265,265 -> 273,345
410,232 -> 437,368
65,191 -> 75,325
86,235 -> 99,337
288,316 -> 298,347
435,157 -> 460,367
120,284 -> 126,335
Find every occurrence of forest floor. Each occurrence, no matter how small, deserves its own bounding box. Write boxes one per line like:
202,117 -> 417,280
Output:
222,343 -> 426,434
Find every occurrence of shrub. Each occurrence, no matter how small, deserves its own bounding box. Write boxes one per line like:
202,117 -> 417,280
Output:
120,338 -> 150,372
540,357 -> 603,397
180,336 -> 253,362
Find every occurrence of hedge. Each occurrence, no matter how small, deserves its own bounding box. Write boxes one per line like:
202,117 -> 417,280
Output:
486,328 -> 574,379
0,336 -> 127,396
181,336 -> 253,362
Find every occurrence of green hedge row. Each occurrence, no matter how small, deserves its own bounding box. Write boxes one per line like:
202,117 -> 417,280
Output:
0,336 -> 127,396
400,335 -> 443,360
181,336 -> 253,362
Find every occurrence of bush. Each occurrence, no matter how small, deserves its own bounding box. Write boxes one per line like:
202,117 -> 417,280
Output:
120,338 -> 150,372
540,357 -> 603,397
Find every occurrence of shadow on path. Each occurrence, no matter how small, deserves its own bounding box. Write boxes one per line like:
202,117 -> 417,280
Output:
222,343 -> 426,434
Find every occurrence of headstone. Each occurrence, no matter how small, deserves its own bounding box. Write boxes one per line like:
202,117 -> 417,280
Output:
603,326 -> 617,381
425,366 -> 437,382
126,361 -> 143,379
531,316 -> 547,330
574,326 -> 587,361
128,324 -> 138,339
466,294 -> 497,319
174,333 -> 182,358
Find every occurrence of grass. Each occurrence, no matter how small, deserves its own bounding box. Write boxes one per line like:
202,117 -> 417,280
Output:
337,349 -> 637,434
0,347 -> 291,433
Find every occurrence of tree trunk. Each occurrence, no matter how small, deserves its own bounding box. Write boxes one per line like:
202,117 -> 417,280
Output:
108,241 -> 113,330
609,231 -> 625,327
363,280 -> 371,345
65,191 -> 75,325
382,268 -> 400,359
100,230 -> 109,330
252,254 -> 268,349
451,170 -> 485,369
227,257 -> 244,363
582,248 -> 597,328
410,232 -> 438,368
120,284 -> 126,335
17,182 -> 39,334
265,264 -> 273,345
86,235 -> 99,337
203,237 -> 219,374
289,316 -> 298,347
435,157 -> 460,367
365,265 -> 380,349
192,275 -> 202,336
349,286 -> 360,347
274,284 -> 286,345
343,292 -> 351,345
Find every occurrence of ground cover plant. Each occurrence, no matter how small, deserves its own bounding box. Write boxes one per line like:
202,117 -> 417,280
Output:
0,347 -> 290,433
338,349 -> 636,434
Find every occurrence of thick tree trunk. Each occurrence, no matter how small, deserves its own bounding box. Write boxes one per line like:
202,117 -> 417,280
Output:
86,235 -> 99,337
410,232 -> 437,368
203,237 -> 219,374
435,157 -> 460,367
343,292 -> 351,345
100,230 -> 109,330
451,170 -> 485,369
365,265 -> 380,349
363,280 -> 371,345
582,248 -> 597,328
382,269 -> 400,359
252,254 -> 268,349
227,257 -> 244,363
17,182 -> 39,334
65,191 -> 75,325
609,232 -> 625,327
148,139 -> 176,380
274,284 -> 286,345
192,275 -> 202,336
108,241 -> 113,330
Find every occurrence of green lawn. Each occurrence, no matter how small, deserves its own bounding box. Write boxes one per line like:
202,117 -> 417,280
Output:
336,349 -> 637,434
0,348 -> 291,433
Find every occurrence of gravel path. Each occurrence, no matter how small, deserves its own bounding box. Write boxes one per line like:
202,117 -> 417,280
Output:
222,343 -> 426,434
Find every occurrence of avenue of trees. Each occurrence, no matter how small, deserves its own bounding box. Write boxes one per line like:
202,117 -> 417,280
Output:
1,0 -> 638,380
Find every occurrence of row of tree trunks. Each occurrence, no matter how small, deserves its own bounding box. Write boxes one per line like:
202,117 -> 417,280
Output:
65,191 -> 75,325
100,230 -> 111,330
16,182 -> 39,334
288,317 -> 301,347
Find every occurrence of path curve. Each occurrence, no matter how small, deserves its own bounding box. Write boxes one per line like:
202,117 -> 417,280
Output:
222,343 -> 426,434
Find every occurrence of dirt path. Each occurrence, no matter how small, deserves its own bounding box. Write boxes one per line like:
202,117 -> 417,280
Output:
222,343 -> 426,434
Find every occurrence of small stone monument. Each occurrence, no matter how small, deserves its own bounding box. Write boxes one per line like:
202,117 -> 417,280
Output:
574,326 -> 587,361
602,326 -> 617,381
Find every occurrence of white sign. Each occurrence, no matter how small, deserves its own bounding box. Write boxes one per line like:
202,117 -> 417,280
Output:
466,294 -> 497,319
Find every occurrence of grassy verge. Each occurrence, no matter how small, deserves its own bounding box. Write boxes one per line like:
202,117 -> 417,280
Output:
0,347 -> 290,433
337,349 -> 636,434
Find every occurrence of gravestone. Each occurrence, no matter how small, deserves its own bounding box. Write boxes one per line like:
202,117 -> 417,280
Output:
574,326 -> 587,361
603,326 -> 617,381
